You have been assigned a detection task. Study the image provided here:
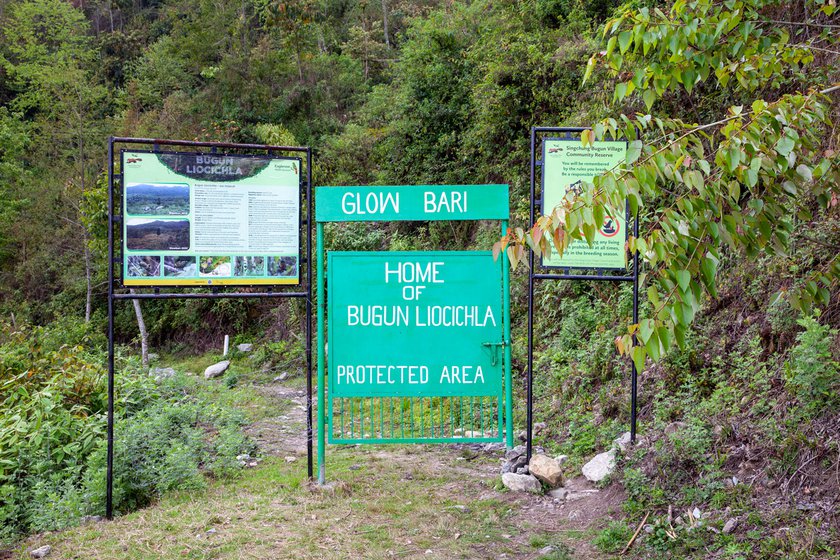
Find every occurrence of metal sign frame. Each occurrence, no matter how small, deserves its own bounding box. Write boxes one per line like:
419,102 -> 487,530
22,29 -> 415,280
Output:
314,184 -> 513,484
526,127 -> 641,463
106,137 -> 314,519
119,147 -> 304,287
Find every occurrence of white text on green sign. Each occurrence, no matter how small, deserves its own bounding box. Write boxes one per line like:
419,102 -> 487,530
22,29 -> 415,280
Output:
328,252 -> 504,397
315,185 -> 509,222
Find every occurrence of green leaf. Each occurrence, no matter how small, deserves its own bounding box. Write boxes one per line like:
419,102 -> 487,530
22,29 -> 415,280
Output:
639,318 -> 655,343
618,31 -> 633,54
724,145 -> 741,172
796,164 -> 812,182
645,330 -> 662,361
642,89 -> 656,112
583,55 -> 597,85
776,137 -> 795,156
632,345 -> 647,373
701,256 -> 717,290
626,140 -> 643,164
676,269 -> 691,293
647,285 -> 661,308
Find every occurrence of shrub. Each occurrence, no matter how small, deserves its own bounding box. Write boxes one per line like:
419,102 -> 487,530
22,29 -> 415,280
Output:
785,312 -> 839,415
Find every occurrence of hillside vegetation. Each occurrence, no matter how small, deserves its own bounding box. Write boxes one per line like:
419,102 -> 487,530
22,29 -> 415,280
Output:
0,0 -> 838,558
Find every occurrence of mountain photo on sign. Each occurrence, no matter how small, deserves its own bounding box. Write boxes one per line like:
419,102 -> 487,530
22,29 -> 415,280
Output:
125,183 -> 190,215
126,218 -> 190,251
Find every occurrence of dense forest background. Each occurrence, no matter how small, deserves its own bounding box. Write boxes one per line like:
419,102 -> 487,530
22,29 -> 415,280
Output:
0,0 -> 838,557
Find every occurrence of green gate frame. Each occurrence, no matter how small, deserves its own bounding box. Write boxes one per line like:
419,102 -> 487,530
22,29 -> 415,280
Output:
315,185 -> 513,484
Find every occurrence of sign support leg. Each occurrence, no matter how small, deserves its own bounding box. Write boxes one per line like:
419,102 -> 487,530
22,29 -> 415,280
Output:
526,128 -> 537,463
630,215 -> 640,443
305,149 -> 314,480
502,220 -> 514,449
106,137 -> 115,520
316,222 -> 326,484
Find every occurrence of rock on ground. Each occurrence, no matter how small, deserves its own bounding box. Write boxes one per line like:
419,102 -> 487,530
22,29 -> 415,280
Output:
237,343 -> 253,352
30,545 -> 51,558
528,454 -> 563,488
149,367 -> 176,380
548,487 -> 568,500
204,360 -> 230,379
613,431 -> 632,452
723,518 -> 738,534
501,472 -> 542,493
582,448 -> 616,483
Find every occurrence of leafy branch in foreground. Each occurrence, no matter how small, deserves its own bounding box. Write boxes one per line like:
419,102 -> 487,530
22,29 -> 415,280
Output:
497,0 -> 840,372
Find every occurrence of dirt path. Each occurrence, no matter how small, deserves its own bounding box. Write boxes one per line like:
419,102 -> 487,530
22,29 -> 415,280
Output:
245,379 -> 623,559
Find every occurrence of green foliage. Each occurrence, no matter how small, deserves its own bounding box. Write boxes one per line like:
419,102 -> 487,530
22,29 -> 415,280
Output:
0,321 -> 256,542
784,312 -> 839,414
593,520 -> 633,553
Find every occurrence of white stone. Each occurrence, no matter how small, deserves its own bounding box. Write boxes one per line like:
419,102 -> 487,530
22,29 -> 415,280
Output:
501,472 -> 541,493
528,454 -> 563,488
722,518 -> 738,534
204,360 -> 230,379
237,343 -> 253,352
613,432 -> 632,452
30,546 -> 51,559
581,449 -> 616,483
555,454 -> 569,465
548,488 -> 568,500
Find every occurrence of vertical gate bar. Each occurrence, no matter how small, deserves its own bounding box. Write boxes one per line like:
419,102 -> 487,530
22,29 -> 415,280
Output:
479,397 -> 484,436
316,222 -> 326,484
306,148 -> 313,478
401,398 -> 405,439
502,218 -> 513,448
106,138 -> 115,520
440,397 -> 445,437
526,128 -> 537,463
470,397 -> 475,438
459,397 -> 463,437
631,213 -> 640,443
420,398 -> 424,438
390,397 -> 395,438
450,397 -> 454,438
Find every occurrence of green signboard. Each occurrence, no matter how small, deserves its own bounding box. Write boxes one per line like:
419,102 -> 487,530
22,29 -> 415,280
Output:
315,184 -> 509,222
542,139 -> 628,269
328,251 -> 504,398
121,150 -> 301,286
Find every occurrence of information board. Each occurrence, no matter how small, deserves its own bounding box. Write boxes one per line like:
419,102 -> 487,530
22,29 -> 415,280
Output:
328,251 -> 504,398
121,150 -> 301,285
542,139 -> 628,269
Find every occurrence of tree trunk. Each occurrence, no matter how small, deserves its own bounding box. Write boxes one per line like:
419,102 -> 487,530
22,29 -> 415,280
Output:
381,0 -> 390,48
84,232 -> 92,322
129,289 -> 149,366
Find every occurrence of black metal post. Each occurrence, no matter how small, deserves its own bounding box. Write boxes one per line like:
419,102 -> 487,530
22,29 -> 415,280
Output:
526,127 -> 536,463
305,148 -> 314,479
106,137 -> 115,520
631,214 -> 640,443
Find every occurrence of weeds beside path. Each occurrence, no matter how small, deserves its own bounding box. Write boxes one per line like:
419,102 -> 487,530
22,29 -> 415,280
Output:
11,376 -> 621,559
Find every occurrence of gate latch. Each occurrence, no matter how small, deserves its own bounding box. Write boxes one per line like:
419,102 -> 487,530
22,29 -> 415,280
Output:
482,341 -> 506,366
